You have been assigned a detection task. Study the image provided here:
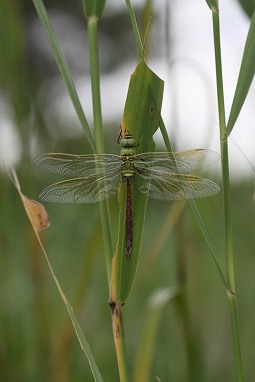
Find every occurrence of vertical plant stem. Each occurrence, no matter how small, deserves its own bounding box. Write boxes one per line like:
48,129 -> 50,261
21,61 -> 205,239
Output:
160,118 -> 201,381
87,16 -> 113,283
88,16 -> 130,380
125,0 -> 143,60
88,16 -> 104,151
212,7 -> 244,381
175,214 -> 203,382
111,303 -> 130,382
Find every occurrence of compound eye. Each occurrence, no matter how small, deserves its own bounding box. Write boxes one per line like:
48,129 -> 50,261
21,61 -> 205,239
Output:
126,137 -> 138,146
119,138 -> 128,147
119,135 -> 139,147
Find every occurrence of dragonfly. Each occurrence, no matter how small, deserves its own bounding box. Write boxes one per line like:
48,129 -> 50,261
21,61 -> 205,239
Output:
34,132 -> 220,259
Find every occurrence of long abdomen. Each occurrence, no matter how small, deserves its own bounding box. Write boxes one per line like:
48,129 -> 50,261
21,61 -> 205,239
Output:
125,177 -> 132,259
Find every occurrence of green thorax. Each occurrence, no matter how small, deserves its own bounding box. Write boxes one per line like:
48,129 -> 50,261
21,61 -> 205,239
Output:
118,133 -> 139,177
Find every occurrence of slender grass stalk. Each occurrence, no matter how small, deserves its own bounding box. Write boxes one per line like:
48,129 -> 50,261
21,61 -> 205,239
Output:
87,16 -> 113,283
133,288 -> 177,382
212,7 -> 244,381
161,1 -> 228,293
87,14 -> 130,381
9,164 -> 104,382
32,0 -> 95,150
159,75 -> 231,379
111,303 -> 130,382
108,0 -> 161,382
88,16 -> 104,152
159,115 -> 172,152
125,0 -> 143,60
189,200 -> 229,289
175,213 -> 204,382
160,101 -> 203,382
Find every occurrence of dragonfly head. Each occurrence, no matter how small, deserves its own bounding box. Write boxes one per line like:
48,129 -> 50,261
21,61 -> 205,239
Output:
118,133 -> 139,148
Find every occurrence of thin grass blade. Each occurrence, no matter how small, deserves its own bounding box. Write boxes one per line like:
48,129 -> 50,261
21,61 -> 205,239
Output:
227,9 -> 255,135
125,0 -> 143,59
189,200 -> 229,289
32,0 -> 95,149
133,288 -> 178,382
9,165 -> 104,382
66,304 -> 104,382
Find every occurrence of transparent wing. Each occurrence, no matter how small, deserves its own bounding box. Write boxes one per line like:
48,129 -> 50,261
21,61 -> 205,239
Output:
33,153 -> 122,177
39,170 -> 121,204
135,171 -> 220,201
133,149 -> 220,175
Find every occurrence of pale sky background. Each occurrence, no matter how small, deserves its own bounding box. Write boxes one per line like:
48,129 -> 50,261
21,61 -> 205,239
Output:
1,0 -> 255,179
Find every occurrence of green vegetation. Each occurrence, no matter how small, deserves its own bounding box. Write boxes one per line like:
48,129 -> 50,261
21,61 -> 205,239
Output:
1,1 -> 255,381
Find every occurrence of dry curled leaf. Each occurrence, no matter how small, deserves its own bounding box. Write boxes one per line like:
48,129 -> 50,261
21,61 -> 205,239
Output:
21,194 -> 50,232
4,160 -> 50,232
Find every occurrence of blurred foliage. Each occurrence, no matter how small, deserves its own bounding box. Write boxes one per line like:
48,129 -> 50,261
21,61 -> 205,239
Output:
2,163 -> 255,381
0,0 -> 140,162
1,1 -> 255,381
237,0 -> 255,18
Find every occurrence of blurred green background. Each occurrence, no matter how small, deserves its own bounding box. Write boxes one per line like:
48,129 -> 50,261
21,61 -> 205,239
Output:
1,1 -> 255,381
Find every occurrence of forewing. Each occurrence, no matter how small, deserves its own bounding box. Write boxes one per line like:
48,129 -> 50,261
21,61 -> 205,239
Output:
34,153 -> 121,177
39,171 -> 121,203
133,149 -> 220,175
135,172 -> 220,201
